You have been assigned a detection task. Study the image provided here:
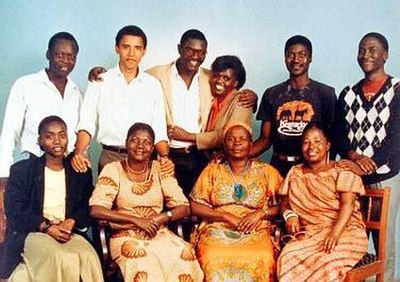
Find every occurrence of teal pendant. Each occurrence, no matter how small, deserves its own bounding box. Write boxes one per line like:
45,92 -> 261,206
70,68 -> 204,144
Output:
234,183 -> 244,200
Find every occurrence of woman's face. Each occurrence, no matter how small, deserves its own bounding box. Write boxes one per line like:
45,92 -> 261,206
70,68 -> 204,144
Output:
224,125 -> 252,160
126,129 -> 154,162
210,68 -> 238,97
38,121 -> 68,158
301,127 -> 330,165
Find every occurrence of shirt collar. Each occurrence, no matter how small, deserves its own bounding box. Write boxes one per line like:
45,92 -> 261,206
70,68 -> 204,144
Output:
115,64 -> 145,83
172,61 -> 200,81
37,68 -> 79,91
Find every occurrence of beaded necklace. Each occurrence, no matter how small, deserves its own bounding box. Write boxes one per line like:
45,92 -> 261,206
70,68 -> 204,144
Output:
226,160 -> 249,200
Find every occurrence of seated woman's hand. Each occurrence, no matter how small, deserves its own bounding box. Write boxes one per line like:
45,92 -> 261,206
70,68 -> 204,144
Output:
135,217 -> 160,238
58,218 -> 75,234
47,224 -> 72,243
285,216 -> 300,235
323,230 -> 341,253
237,210 -> 264,234
224,213 -> 241,229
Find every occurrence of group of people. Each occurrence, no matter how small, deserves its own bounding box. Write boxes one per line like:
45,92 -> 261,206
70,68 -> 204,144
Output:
0,23 -> 398,282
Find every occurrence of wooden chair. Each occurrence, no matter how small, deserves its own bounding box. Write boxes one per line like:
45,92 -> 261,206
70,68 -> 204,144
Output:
95,217 -> 197,282
344,187 -> 390,282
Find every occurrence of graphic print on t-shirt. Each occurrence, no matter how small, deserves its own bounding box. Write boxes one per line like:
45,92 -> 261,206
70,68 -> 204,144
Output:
276,100 -> 315,136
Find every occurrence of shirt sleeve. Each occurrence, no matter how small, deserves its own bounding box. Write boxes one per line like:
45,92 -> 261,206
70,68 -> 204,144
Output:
151,81 -> 168,144
196,98 -> 253,150
278,166 -> 297,196
89,163 -> 120,209
336,169 -> 365,195
0,80 -> 27,177
189,163 -> 216,208
76,81 -> 100,137
256,88 -> 273,121
157,161 -> 189,208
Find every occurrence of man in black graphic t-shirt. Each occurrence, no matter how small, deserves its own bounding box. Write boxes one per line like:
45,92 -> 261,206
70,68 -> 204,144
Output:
251,35 -> 336,176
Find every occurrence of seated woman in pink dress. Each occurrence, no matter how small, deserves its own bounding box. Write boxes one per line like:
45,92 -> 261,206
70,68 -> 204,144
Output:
89,122 -> 203,281
277,122 -> 368,282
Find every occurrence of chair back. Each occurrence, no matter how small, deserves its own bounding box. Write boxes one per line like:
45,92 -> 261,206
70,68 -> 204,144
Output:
359,187 -> 390,261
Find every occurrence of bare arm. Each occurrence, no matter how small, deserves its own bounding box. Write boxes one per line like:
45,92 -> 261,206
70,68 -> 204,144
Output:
323,192 -> 355,253
151,205 -> 190,226
71,130 -> 92,172
250,121 -> 272,157
190,200 -> 240,228
90,205 -> 159,237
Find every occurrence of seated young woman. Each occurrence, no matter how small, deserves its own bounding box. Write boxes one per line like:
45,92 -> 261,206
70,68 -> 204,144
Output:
277,122 -> 368,282
190,122 -> 283,281
0,116 -> 103,281
89,122 -> 203,281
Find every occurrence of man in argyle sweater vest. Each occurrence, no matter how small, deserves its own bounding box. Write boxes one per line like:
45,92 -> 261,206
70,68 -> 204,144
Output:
335,32 -> 400,281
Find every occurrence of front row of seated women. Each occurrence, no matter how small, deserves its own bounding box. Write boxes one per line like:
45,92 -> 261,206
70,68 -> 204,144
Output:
0,116 -> 368,282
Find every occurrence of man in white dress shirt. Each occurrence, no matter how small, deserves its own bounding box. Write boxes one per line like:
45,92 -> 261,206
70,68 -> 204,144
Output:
72,25 -> 169,172
0,32 -> 81,183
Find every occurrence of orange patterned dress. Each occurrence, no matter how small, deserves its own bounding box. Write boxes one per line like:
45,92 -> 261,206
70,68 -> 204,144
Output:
190,160 -> 283,282
277,165 -> 368,282
89,160 -> 204,282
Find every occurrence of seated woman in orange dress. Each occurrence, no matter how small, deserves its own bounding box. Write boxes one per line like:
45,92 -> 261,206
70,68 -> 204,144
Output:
89,122 -> 203,281
277,122 -> 368,282
190,123 -> 283,281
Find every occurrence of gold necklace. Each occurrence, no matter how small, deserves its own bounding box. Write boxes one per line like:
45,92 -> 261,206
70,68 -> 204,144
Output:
125,159 -> 148,174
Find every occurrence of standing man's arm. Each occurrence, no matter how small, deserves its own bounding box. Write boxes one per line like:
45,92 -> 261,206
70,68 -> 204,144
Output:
321,86 -> 337,159
71,82 -> 99,172
0,81 -> 26,179
250,121 -> 272,157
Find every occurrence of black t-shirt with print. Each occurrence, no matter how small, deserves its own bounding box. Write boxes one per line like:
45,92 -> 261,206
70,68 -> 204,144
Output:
257,79 -> 336,157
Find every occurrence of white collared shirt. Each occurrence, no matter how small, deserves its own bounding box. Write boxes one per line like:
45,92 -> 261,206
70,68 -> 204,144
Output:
77,65 -> 167,146
0,69 -> 82,177
170,62 -> 201,148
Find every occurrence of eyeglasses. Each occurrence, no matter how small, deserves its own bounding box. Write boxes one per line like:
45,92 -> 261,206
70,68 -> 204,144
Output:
183,47 -> 206,57
281,230 -> 307,245
53,51 -> 76,61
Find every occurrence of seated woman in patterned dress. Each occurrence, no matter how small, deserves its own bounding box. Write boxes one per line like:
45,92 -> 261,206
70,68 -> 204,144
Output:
89,122 -> 203,281
277,122 -> 368,282
190,123 -> 283,281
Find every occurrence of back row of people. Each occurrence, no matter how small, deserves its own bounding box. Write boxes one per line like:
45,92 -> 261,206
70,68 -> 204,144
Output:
0,25 -> 399,280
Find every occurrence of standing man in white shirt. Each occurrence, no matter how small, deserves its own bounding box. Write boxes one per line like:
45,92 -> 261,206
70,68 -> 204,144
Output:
0,32 -> 81,182
72,25 -> 169,172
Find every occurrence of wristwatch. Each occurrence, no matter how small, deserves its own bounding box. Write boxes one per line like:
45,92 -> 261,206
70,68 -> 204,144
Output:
166,211 -> 173,221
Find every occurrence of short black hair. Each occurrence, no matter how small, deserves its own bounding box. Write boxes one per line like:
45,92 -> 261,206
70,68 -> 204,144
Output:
115,25 -> 147,48
38,115 -> 67,135
360,32 -> 389,52
48,32 -> 79,53
126,122 -> 155,144
211,55 -> 246,90
285,35 -> 312,57
180,29 -> 207,47
302,121 -> 332,144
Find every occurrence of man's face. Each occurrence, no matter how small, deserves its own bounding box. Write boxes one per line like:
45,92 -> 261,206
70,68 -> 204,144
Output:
357,36 -> 388,75
115,35 -> 146,72
46,39 -> 77,78
285,43 -> 311,77
177,38 -> 207,74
